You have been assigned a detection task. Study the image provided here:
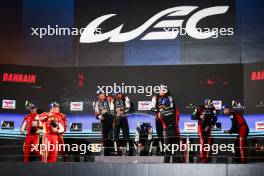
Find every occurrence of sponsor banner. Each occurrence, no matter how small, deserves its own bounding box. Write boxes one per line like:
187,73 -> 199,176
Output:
70,123 -> 82,131
232,100 -> 244,110
138,101 -> 152,110
251,70 -> 264,81
1,73 -> 37,83
255,143 -> 264,152
212,100 -> 222,110
92,123 -> 101,132
255,121 -> 264,131
70,102 -> 83,111
184,122 -> 198,132
2,99 -> 16,109
1,121 -> 14,130
211,122 -> 222,131
256,101 -> 264,108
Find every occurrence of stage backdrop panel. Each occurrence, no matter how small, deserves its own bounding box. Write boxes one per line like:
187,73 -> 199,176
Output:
0,63 -> 243,114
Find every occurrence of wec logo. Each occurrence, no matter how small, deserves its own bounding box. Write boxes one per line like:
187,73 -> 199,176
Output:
80,6 -> 229,43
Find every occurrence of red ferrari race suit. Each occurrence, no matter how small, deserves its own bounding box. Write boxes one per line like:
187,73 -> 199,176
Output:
56,112 -> 67,160
191,105 -> 217,162
158,107 -> 186,163
20,112 -> 40,162
226,111 -> 249,163
39,112 -> 65,163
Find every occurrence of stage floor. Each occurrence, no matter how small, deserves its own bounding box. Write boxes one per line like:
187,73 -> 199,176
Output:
0,162 -> 263,176
94,156 -> 164,163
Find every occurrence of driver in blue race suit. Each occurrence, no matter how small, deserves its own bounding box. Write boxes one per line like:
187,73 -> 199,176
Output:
134,122 -> 153,156
151,85 -> 173,155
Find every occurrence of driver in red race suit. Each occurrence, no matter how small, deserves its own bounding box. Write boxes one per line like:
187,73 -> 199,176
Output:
53,104 -> 67,161
158,98 -> 186,163
94,92 -> 114,156
151,84 -> 173,155
38,102 -> 65,163
222,105 -> 249,163
20,102 -> 40,162
191,98 -> 217,163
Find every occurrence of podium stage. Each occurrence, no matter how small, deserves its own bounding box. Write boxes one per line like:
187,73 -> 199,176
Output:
0,162 -> 263,176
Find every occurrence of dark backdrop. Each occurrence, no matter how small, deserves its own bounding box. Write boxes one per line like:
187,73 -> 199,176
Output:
244,62 -> 264,114
0,63 -> 245,114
